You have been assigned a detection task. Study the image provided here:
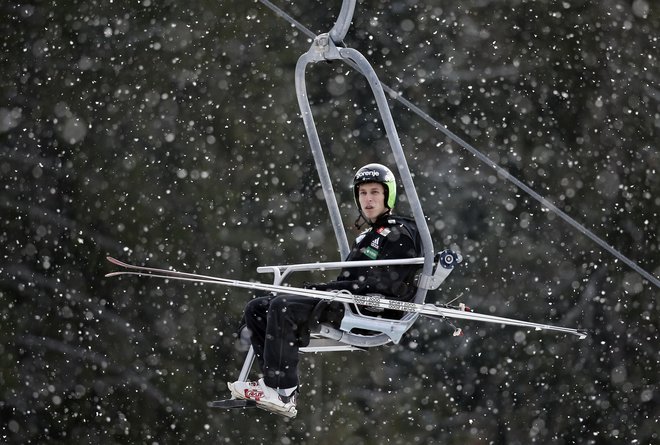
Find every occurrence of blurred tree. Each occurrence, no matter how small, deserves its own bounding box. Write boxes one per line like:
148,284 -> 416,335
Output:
1,0 -> 657,444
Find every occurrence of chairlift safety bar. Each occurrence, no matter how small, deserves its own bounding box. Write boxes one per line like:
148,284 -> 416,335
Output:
257,250 -> 459,290
257,257 -> 424,284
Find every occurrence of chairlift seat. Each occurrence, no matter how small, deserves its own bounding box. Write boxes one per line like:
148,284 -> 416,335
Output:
256,258 -> 437,349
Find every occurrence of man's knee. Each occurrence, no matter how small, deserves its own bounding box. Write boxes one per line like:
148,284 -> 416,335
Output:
245,296 -> 268,318
268,295 -> 290,314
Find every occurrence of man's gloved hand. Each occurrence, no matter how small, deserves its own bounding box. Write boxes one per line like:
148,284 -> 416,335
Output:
303,282 -> 329,291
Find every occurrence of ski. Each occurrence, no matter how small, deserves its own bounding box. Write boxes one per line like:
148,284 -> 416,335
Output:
106,257 -> 588,339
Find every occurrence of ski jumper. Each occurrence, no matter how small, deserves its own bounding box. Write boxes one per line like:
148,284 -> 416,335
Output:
242,213 -> 422,389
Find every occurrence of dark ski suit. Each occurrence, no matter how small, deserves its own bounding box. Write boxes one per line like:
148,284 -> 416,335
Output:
242,213 -> 422,389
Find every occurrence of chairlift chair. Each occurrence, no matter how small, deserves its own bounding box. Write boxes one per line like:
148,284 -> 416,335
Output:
228,0 -> 457,385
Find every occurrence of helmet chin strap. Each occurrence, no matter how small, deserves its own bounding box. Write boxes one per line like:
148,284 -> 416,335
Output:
354,208 -> 391,230
354,213 -> 368,230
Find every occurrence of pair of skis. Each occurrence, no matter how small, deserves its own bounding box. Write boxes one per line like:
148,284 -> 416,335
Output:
106,255 -> 586,416
105,256 -> 588,339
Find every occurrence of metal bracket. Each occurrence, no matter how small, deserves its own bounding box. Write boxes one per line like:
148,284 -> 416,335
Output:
309,33 -> 342,62
418,250 -> 462,290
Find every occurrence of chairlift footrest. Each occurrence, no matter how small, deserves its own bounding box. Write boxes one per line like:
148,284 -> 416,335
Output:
208,399 -> 257,409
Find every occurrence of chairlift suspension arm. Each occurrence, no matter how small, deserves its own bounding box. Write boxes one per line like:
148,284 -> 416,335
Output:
295,19 -> 436,293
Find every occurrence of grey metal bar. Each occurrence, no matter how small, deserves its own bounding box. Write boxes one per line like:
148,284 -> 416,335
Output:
337,47 -> 435,304
257,257 -> 425,273
237,346 -> 256,382
329,0 -> 356,43
295,41 -> 350,258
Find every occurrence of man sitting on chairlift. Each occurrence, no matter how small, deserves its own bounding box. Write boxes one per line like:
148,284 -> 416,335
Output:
228,163 -> 422,417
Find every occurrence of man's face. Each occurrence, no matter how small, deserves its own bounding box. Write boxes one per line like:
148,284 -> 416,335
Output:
358,182 -> 387,222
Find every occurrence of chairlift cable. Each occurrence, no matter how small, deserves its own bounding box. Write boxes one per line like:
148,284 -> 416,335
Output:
258,0 -> 316,40
255,0 -> 659,290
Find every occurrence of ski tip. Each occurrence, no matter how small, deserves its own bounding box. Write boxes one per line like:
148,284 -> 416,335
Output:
106,256 -> 122,266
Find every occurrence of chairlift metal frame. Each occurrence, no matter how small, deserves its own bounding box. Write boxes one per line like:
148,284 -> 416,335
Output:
232,0 -> 451,383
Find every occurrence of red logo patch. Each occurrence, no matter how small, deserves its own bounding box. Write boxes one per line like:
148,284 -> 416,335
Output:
245,389 -> 264,401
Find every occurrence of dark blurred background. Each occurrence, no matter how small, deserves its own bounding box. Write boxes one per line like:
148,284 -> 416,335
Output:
1,0 -> 658,443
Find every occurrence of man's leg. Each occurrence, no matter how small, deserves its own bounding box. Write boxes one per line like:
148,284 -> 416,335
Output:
243,295 -> 273,373
262,294 -> 318,390
230,295 -> 343,417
